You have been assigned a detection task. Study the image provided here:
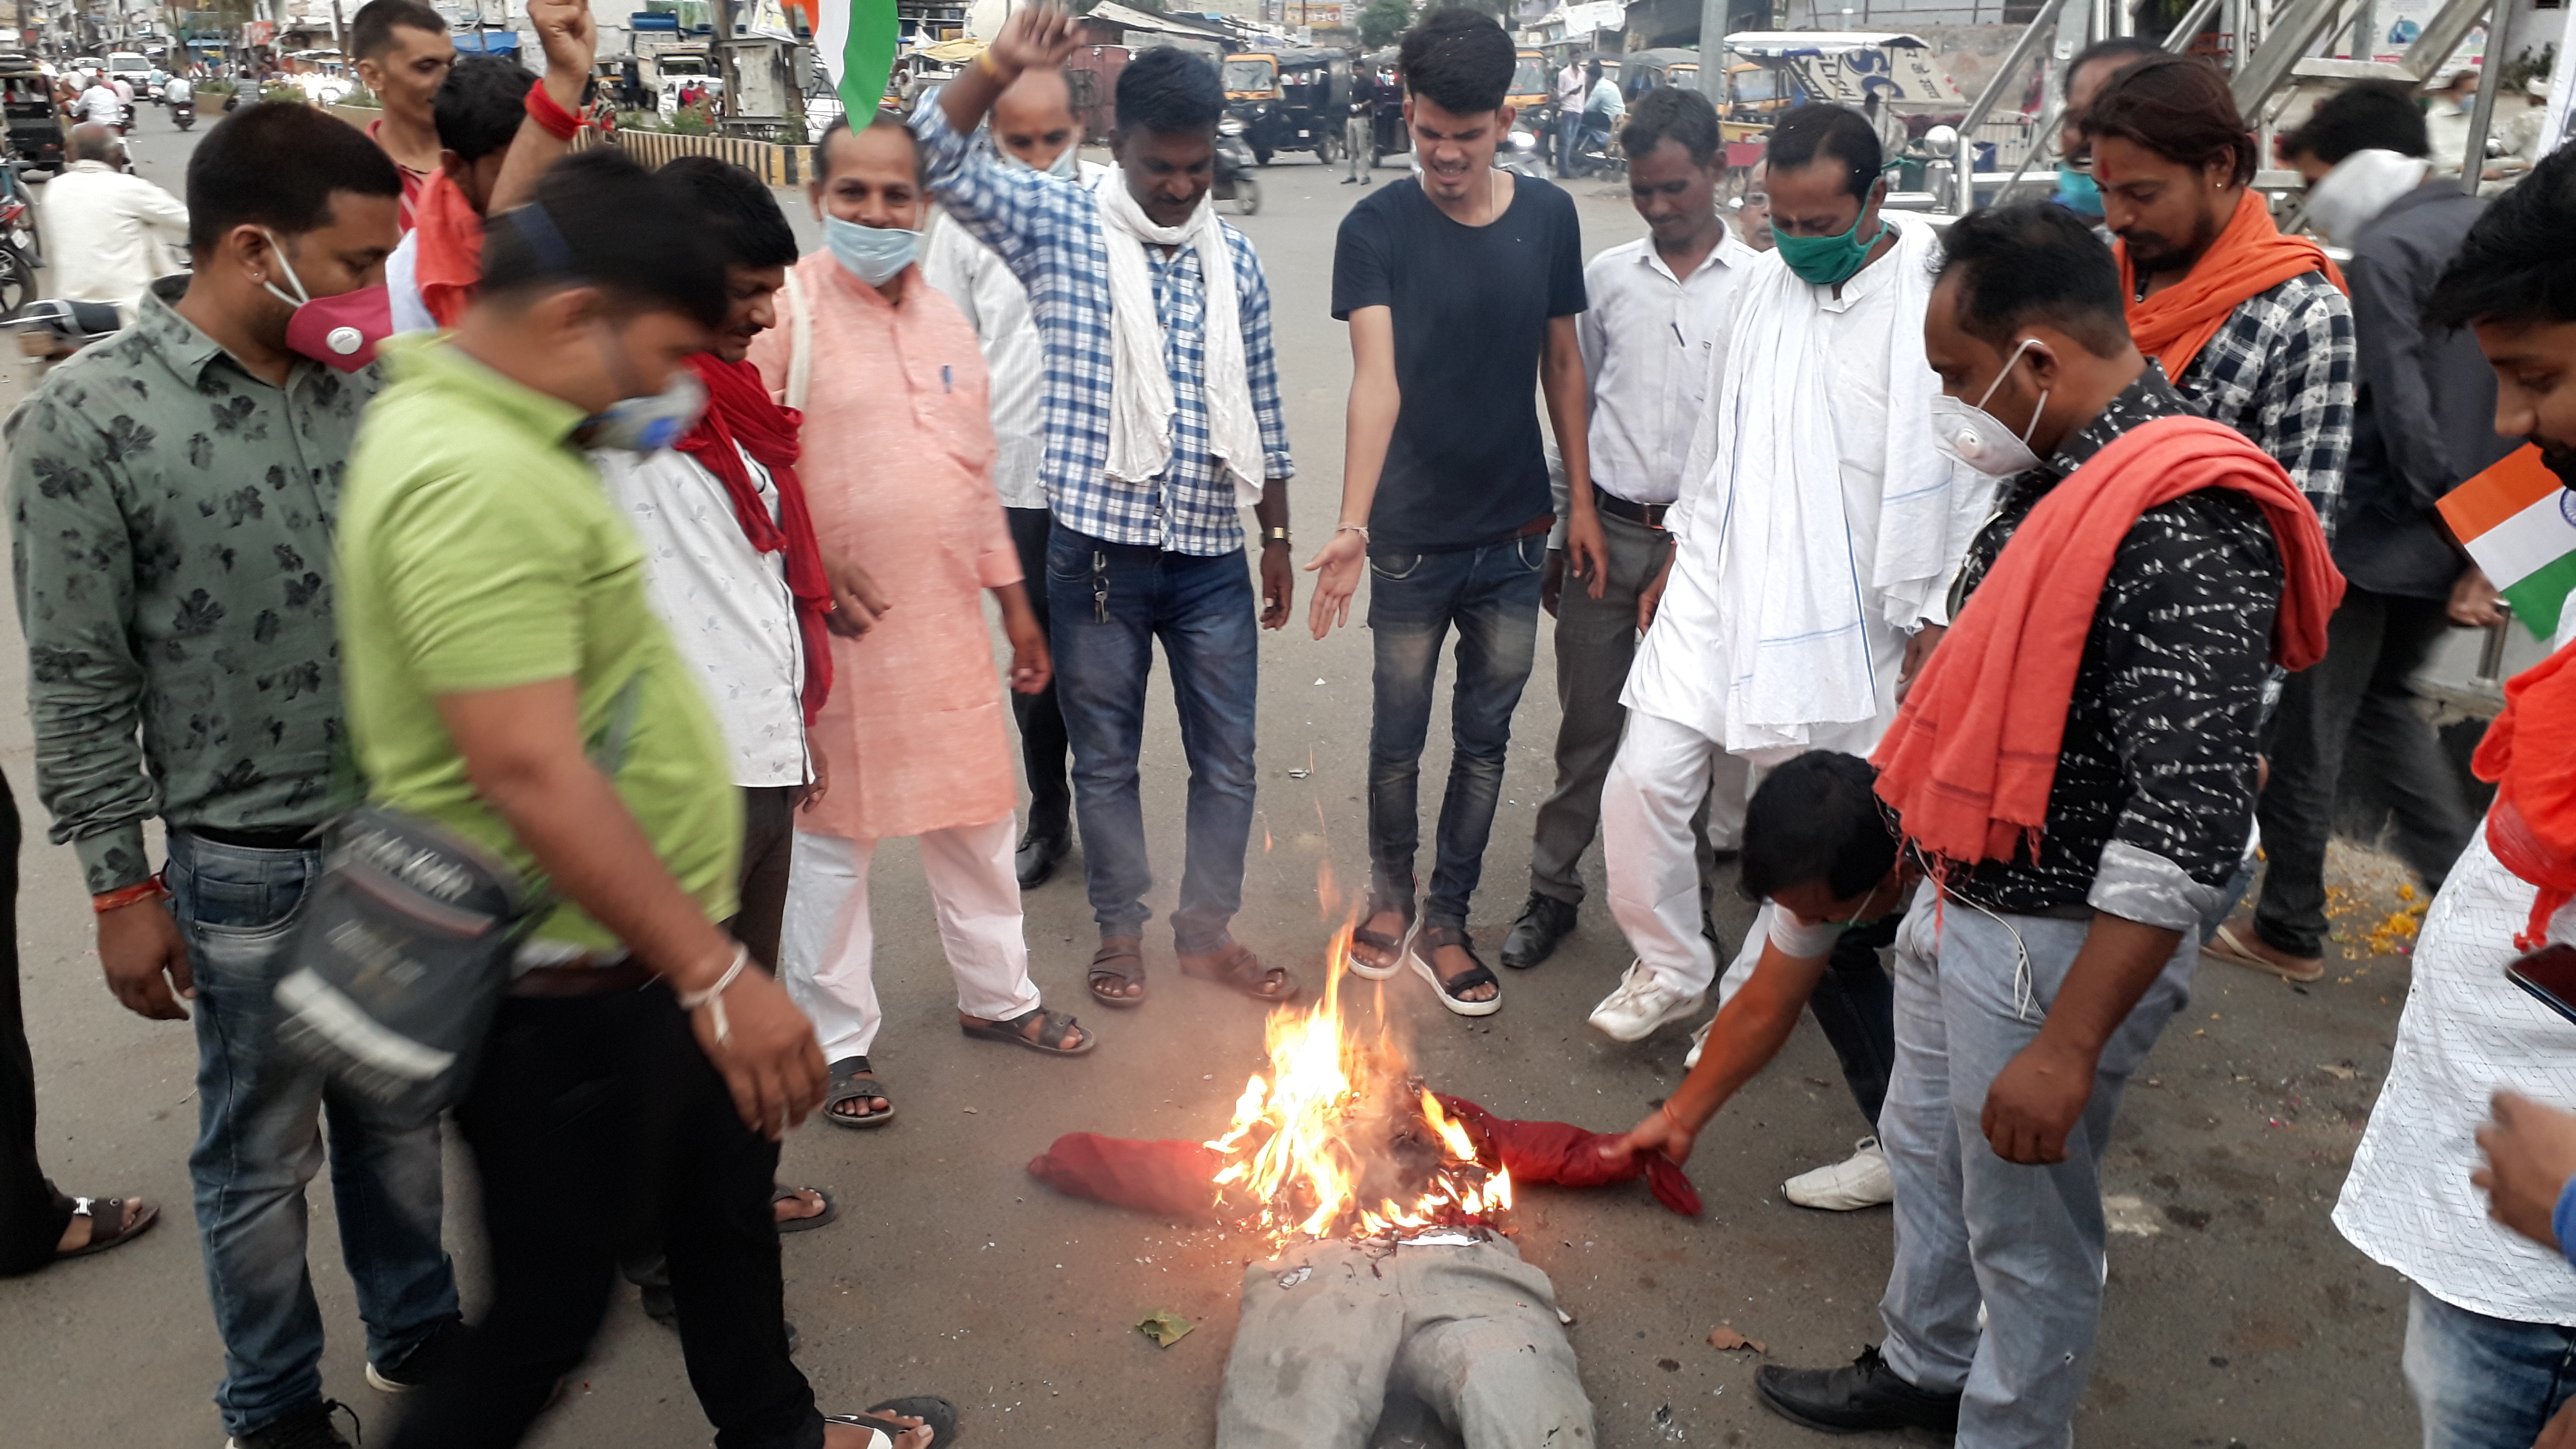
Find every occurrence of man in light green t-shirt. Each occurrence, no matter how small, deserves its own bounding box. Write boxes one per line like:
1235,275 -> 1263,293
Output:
339,150 -> 938,1449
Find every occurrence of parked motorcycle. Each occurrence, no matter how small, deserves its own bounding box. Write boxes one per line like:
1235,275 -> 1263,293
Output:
1215,120 -> 1261,217
1500,122 -> 1548,178
0,163 -> 42,318
12,297 -> 120,363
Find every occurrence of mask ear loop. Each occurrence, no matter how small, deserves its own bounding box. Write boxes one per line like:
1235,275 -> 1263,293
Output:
256,228 -> 311,310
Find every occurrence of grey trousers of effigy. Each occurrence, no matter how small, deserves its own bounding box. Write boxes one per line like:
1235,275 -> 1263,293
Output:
1217,1236 -> 1596,1449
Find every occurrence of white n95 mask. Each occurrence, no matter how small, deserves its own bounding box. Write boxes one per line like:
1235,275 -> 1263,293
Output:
1931,338 -> 2049,477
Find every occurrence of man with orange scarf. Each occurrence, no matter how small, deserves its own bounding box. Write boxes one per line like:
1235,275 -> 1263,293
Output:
1749,205 -> 2341,1446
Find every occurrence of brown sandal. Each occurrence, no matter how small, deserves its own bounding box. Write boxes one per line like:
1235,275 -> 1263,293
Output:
1088,937 -> 1146,1007
1177,941 -> 1300,1004
55,1194 -> 157,1260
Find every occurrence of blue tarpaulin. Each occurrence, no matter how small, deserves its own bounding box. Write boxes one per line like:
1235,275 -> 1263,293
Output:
453,30 -> 520,53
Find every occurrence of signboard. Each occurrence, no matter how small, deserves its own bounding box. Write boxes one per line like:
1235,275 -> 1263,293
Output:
1559,1 -> 1626,34
2371,0 -> 2485,66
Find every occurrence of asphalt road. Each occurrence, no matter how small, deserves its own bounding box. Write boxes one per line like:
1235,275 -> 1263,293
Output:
0,107 -> 2427,1449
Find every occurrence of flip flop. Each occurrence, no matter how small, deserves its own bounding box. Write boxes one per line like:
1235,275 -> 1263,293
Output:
53,1194 -> 155,1261
2202,922 -> 2324,983
773,1183 -> 838,1234
824,1056 -> 894,1129
829,1395 -> 962,1446
960,1006 -> 1095,1056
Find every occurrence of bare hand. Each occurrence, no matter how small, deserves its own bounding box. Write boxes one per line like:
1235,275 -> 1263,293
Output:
824,553 -> 890,638
987,7 -> 1079,77
1541,549 -> 1565,617
98,898 -> 193,1022
1005,608 -> 1053,695
1600,1105 -> 1698,1168
1898,623 -> 1946,704
2449,566 -> 2505,630
1563,510 -> 1609,602
2474,1090 -> 2576,1251
526,0 -> 597,83
799,738 -> 831,814
1637,552 -> 1674,633
1981,1037 -> 2095,1164
2539,1397 -> 2576,1449
691,967 -> 826,1139
1304,529 -> 1368,638
1259,542 -> 1295,630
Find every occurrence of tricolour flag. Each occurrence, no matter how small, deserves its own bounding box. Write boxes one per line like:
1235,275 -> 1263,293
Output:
2439,444 -> 2576,642
810,0 -> 900,122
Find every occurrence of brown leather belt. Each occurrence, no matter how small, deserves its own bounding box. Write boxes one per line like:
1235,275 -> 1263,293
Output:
1593,486 -> 1670,530
507,957 -> 653,998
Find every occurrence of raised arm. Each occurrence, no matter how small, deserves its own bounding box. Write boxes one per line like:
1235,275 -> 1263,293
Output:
485,0 -> 596,217
915,8 -> 1083,273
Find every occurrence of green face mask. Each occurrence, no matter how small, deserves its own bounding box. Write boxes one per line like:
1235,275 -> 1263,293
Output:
1775,204 -> 1890,288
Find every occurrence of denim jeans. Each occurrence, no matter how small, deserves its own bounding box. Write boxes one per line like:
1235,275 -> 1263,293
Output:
168,829 -> 459,1438
1046,526 -> 1260,954
2403,1286 -> 2576,1449
1366,535 -> 1545,933
1556,111 -> 1581,175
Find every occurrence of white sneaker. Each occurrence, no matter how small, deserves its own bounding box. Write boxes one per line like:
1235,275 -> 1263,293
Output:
1684,1014 -> 1715,1069
1588,960 -> 1707,1042
1782,1136 -> 1895,1210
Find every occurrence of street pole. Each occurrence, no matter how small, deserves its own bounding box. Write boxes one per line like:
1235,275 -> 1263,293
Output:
1695,0 -> 1725,104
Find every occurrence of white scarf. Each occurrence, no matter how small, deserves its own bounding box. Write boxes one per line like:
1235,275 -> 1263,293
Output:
1695,210 -> 1976,756
1095,180 -> 1265,504
2305,149 -> 2431,247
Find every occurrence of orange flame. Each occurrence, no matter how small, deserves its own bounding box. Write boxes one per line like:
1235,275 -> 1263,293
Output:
1205,925 -> 1510,1249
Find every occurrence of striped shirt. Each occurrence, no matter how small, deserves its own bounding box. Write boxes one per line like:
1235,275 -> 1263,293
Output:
913,101 -> 1294,555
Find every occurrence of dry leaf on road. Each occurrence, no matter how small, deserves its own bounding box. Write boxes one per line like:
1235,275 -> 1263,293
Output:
1708,1325 -> 1767,1354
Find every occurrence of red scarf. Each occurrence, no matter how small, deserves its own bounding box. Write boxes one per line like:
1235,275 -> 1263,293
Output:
676,353 -> 836,726
2473,638 -> 2576,949
1873,413 -> 2343,869
412,168 -> 484,329
2116,193 -> 2346,380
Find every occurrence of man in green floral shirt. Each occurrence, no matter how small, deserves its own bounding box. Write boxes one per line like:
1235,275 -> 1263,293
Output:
6,104 -> 459,1449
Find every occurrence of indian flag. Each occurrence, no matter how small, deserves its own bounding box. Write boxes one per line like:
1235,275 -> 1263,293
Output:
2439,444 -> 2576,642
808,0 -> 900,120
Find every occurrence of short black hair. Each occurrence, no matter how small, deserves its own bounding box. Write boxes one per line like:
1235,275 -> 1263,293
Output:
479,149 -> 727,329
1766,103 -> 1880,200
1621,84 -> 1721,168
1938,202 -> 2131,358
1115,44 -> 1224,137
1740,752 -> 1899,904
350,0 -> 445,62
2426,142 -> 2576,329
2079,53 -> 2256,187
434,52 -> 534,163
1400,7 -> 1515,117
2066,36 -> 2162,95
815,110 -> 925,183
658,155 -> 798,271
185,101 -> 402,256
2281,79 -> 2430,162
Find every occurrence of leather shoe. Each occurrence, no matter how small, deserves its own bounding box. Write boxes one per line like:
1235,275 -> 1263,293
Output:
1754,1345 -> 1961,1435
1500,892 -> 1577,969
1015,829 -> 1068,890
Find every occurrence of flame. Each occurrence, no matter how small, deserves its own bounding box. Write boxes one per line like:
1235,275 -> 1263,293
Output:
1205,925 -> 1511,1250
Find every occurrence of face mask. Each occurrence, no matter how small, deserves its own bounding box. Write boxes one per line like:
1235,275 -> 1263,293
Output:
587,369 -> 707,453
2053,165 -> 2103,217
1930,338 -> 2049,477
1774,205 -> 1890,288
261,228 -> 391,371
824,214 -> 920,287
1003,142 -> 1082,179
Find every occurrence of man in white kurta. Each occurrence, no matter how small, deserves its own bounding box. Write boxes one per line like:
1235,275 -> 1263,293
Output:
1589,109 -> 1989,1206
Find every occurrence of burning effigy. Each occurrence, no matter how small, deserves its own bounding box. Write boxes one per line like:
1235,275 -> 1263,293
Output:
1028,927 -> 1684,1448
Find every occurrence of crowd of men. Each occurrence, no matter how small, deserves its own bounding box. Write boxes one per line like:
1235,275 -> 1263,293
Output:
7,1 -> 2576,1447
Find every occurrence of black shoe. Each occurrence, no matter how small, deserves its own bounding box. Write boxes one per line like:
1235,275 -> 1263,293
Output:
1754,1345 -> 1961,1435
1341,175 -> 1359,183
1016,828 -> 1068,890
365,1314 -> 475,1393
1500,893 -> 1578,970
227,1400 -> 359,1449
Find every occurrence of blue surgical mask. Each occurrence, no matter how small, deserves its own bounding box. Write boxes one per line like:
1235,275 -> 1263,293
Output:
1003,143 -> 1083,179
2053,165 -> 2102,217
587,370 -> 707,453
824,214 -> 920,287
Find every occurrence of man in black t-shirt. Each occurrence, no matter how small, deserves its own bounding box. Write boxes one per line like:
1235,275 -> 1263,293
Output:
1305,6 -> 1603,1022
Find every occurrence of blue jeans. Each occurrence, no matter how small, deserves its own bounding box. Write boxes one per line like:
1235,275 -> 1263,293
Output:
168,829 -> 459,1438
1556,111 -> 1581,175
2404,1285 -> 2576,1449
1366,536 -> 1544,933
1046,527 -> 1260,954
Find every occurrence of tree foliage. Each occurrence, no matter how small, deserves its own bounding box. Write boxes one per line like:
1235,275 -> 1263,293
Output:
1358,0 -> 1413,49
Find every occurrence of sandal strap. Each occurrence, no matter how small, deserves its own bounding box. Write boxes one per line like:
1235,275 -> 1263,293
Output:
1415,929 -> 1497,1000
1088,942 -> 1144,982
995,1005 -> 1085,1049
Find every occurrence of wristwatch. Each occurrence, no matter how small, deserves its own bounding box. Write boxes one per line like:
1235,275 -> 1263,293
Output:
1262,525 -> 1291,547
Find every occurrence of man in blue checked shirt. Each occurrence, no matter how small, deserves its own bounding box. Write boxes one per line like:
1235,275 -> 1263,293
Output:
919,11 -> 1301,1011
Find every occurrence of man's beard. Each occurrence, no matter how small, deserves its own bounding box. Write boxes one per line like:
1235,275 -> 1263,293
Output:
2124,202 -> 2225,276
2536,437 -> 2576,493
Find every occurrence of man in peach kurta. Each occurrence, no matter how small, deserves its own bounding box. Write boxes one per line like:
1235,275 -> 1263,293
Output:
759,116 -> 1086,1128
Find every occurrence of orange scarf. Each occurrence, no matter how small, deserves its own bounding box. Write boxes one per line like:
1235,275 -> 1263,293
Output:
1873,412 -> 2343,869
412,169 -> 484,330
2473,638 -> 2576,949
2117,192 -> 2346,380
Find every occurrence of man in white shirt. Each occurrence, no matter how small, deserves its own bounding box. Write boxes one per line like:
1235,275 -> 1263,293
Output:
1505,87 -> 1753,973
1588,106 -> 1986,1208
920,64 -> 1107,892
39,124 -> 186,317
72,79 -> 122,129
1554,56 -> 1586,177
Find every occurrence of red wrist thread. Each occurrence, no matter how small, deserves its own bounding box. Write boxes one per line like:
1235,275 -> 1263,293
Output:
92,874 -> 168,914
525,77 -> 582,142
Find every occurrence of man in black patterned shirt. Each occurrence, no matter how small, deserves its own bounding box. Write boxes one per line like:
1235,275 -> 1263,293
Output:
1755,205 -> 2323,1447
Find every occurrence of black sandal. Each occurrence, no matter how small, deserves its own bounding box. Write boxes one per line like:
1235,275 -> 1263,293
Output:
1177,941 -> 1300,1003
960,1006 -> 1095,1056
773,1183 -> 838,1234
1347,893 -> 1414,981
824,1056 -> 894,1129
828,1395 -> 960,1445
1088,937 -> 1146,1008
1410,925 -> 1501,1018
53,1194 -> 156,1260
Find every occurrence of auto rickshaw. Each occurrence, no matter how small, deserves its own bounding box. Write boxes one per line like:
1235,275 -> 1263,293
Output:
0,55 -> 61,172
1222,46 -> 1348,165
1360,48 -> 1407,165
